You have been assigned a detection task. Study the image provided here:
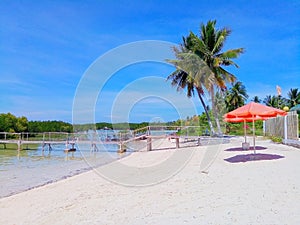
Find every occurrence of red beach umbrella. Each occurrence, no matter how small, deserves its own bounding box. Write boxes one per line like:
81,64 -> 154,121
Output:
224,102 -> 287,152
224,102 -> 287,119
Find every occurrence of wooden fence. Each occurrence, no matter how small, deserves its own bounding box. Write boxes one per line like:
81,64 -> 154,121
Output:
264,111 -> 299,140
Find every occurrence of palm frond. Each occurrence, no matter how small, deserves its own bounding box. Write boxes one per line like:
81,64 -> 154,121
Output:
167,52 -> 215,91
216,48 -> 245,59
212,28 -> 231,54
216,67 -> 237,84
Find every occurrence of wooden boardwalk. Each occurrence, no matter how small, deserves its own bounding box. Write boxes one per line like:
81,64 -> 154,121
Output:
0,126 -> 209,151
0,134 -> 178,152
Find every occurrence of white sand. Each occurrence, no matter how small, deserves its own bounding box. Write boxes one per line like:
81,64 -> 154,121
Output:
1,138 -> 300,225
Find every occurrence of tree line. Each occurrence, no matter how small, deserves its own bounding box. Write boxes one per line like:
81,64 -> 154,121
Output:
0,113 -> 73,133
73,122 -> 150,132
0,113 -> 158,133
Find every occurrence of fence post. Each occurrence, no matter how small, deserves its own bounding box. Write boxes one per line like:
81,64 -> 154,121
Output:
283,115 -> 288,144
18,134 -> 21,150
147,137 -> 152,151
175,137 -> 179,149
147,126 -> 151,136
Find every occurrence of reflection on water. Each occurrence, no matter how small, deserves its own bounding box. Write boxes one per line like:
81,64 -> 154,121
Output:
0,143 -> 126,169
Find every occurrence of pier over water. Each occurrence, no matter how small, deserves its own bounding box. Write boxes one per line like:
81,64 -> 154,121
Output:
0,126 -> 218,151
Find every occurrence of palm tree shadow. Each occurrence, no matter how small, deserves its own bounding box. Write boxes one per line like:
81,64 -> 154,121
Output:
225,146 -> 267,151
224,153 -> 284,163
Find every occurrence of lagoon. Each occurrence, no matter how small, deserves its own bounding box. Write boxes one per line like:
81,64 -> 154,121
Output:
0,141 -> 130,198
0,129 -> 177,198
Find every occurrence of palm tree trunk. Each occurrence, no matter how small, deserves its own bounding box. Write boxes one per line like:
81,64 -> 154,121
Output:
196,88 -> 215,135
210,87 -> 222,135
215,116 -> 222,135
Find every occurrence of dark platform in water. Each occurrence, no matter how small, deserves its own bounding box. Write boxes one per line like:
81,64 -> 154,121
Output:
64,148 -> 76,153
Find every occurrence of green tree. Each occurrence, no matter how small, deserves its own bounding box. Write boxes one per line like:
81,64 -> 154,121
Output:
167,20 -> 244,135
212,91 -> 227,131
264,95 -> 276,107
287,88 -> 300,108
263,95 -> 288,109
0,113 -> 17,132
28,120 -> 73,132
167,51 -> 216,134
0,113 -> 28,133
15,116 -> 28,133
252,96 -> 261,103
225,81 -> 248,111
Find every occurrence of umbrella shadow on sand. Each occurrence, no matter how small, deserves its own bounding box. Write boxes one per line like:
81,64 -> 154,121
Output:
224,153 -> 284,163
225,146 -> 267,152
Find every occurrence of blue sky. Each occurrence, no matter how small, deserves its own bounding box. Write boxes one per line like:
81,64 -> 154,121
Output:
0,0 -> 299,123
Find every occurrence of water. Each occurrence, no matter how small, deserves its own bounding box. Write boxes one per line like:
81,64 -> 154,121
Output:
0,129 -> 177,198
0,142 -> 131,198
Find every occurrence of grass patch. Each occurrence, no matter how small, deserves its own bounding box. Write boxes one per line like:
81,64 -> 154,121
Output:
0,143 -> 39,150
269,136 -> 283,143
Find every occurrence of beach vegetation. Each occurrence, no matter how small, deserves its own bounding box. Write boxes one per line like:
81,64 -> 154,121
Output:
0,113 -> 28,133
269,135 -> 283,143
225,120 -> 264,136
224,81 -> 248,112
0,113 -> 74,133
252,96 -> 261,103
287,88 -> 300,108
28,120 -> 73,133
263,95 -> 288,109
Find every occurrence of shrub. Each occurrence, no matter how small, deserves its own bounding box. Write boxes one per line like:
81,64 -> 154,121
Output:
270,136 -> 282,143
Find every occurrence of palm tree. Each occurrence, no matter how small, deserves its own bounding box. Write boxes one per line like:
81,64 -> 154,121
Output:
252,96 -> 261,103
263,95 -> 287,109
212,91 -> 227,132
167,20 -> 244,135
225,81 -> 248,111
167,51 -> 216,133
287,88 -> 300,108
264,95 -> 277,107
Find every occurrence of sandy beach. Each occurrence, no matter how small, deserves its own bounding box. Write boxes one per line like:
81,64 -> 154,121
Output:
0,137 -> 299,225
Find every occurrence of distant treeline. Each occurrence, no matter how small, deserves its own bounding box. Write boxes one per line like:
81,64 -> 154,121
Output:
74,122 -> 150,131
75,122 -> 180,131
28,120 -> 73,133
0,112 -> 179,133
0,113 -> 74,133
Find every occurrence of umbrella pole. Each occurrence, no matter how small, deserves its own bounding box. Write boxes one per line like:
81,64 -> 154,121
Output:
244,120 -> 247,143
252,116 -> 256,154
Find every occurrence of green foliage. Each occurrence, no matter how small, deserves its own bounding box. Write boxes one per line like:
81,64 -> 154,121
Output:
225,81 -> 248,112
224,120 -> 264,136
263,95 -> 288,109
269,136 -> 282,143
73,122 -> 150,132
167,20 -> 244,135
28,120 -> 73,133
174,113 -> 212,136
0,113 -> 74,133
252,96 -> 261,103
0,113 -> 28,133
15,116 -> 29,132
287,88 -> 300,108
